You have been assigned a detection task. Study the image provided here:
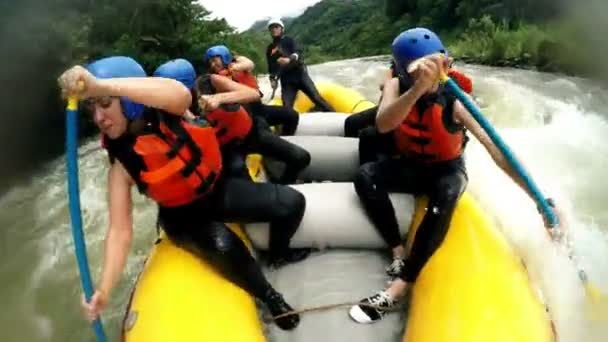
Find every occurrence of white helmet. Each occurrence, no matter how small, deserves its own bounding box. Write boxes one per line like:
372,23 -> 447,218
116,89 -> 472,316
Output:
267,18 -> 284,30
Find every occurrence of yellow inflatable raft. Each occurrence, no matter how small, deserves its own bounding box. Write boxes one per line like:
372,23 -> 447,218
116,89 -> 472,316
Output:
121,224 -> 265,342
270,81 -> 376,113
122,83 -> 554,342
404,196 -> 554,341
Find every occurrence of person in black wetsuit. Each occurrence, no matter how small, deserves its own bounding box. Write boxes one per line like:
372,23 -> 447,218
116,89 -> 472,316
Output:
195,72 -> 311,184
204,45 -> 300,135
347,28 -> 563,324
352,60 -> 476,166
154,57 -> 310,184
266,18 -> 335,112
59,56 -> 309,331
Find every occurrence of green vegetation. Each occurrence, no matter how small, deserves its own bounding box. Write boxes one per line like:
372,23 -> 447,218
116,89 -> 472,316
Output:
2,0 -> 604,156
2,0 -> 604,192
0,0 -> 270,186
1,0 -> 268,142
246,0 -> 606,80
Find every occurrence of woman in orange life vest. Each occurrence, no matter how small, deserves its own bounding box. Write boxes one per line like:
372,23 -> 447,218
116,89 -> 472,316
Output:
344,60 -> 474,140
195,63 -> 311,184
59,56 -> 310,331
155,57 -> 264,180
155,57 -> 310,263
205,45 -> 300,135
356,63 -> 473,165
348,28 -> 562,323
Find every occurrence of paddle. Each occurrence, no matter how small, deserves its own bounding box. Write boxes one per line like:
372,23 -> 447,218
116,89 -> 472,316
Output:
270,86 -> 277,100
270,78 -> 278,100
438,71 -> 603,302
65,97 -> 107,342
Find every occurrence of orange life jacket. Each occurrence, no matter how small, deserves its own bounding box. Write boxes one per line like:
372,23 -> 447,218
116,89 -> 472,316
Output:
205,103 -> 253,146
106,113 -> 222,208
447,69 -> 473,94
393,93 -> 464,162
218,63 -> 259,90
393,69 -> 473,162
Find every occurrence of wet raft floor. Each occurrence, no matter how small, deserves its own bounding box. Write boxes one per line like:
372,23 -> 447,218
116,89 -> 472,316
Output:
262,250 -> 407,342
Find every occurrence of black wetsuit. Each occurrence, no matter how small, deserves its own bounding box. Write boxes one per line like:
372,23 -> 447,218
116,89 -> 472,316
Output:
266,36 -> 334,112
344,62 -> 397,138
196,75 -> 311,184
344,106 -> 378,138
245,101 -> 299,136
223,114 -> 311,184
223,57 -> 300,135
357,125 -> 396,165
353,81 -> 468,283
104,110 -> 308,330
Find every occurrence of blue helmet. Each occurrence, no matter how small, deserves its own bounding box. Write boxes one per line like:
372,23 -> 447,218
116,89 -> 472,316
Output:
204,45 -> 232,66
86,56 -> 147,120
391,28 -> 447,72
153,58 -> 196,90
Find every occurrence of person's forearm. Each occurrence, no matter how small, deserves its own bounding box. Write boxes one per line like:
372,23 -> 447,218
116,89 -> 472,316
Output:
95,78 -> 191,115
377,84 -> 425,133
98,225 -> 132,296
232,56 -> 255,72
214,89 -> 260,105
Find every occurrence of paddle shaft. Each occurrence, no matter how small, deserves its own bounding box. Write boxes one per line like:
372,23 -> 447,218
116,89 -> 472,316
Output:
66,98 -> 107,342
270,85 -> 277,100
441,75 -> 559,227
440,74 -> 606,296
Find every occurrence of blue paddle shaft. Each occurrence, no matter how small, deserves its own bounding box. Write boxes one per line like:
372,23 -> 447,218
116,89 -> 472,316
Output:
441,76 -> 600,290
66,102 -> 107,341
443,77 -> 559,227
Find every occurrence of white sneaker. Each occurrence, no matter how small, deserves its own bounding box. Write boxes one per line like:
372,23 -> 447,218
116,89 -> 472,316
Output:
348,290 -> 396,324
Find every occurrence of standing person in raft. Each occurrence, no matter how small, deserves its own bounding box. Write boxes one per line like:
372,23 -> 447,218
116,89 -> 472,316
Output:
266,17 -> 335,112
59,56 -> 310,330
348,28 -> 562,323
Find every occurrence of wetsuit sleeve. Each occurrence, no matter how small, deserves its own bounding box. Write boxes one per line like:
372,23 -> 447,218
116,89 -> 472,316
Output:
283,37 -> 303,68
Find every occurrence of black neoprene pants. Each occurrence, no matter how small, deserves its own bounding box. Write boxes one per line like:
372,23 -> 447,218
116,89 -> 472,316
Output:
344,106 -> 378,137
222,116 -> 311,184
281,70 -> 335,112
158,175 -> 305,301
353,156 -> 467,282
357,126 -> 397,165
246,101 -> 300,136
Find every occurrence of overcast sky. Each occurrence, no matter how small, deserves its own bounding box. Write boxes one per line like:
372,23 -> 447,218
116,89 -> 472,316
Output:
197,0 -> 323,32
